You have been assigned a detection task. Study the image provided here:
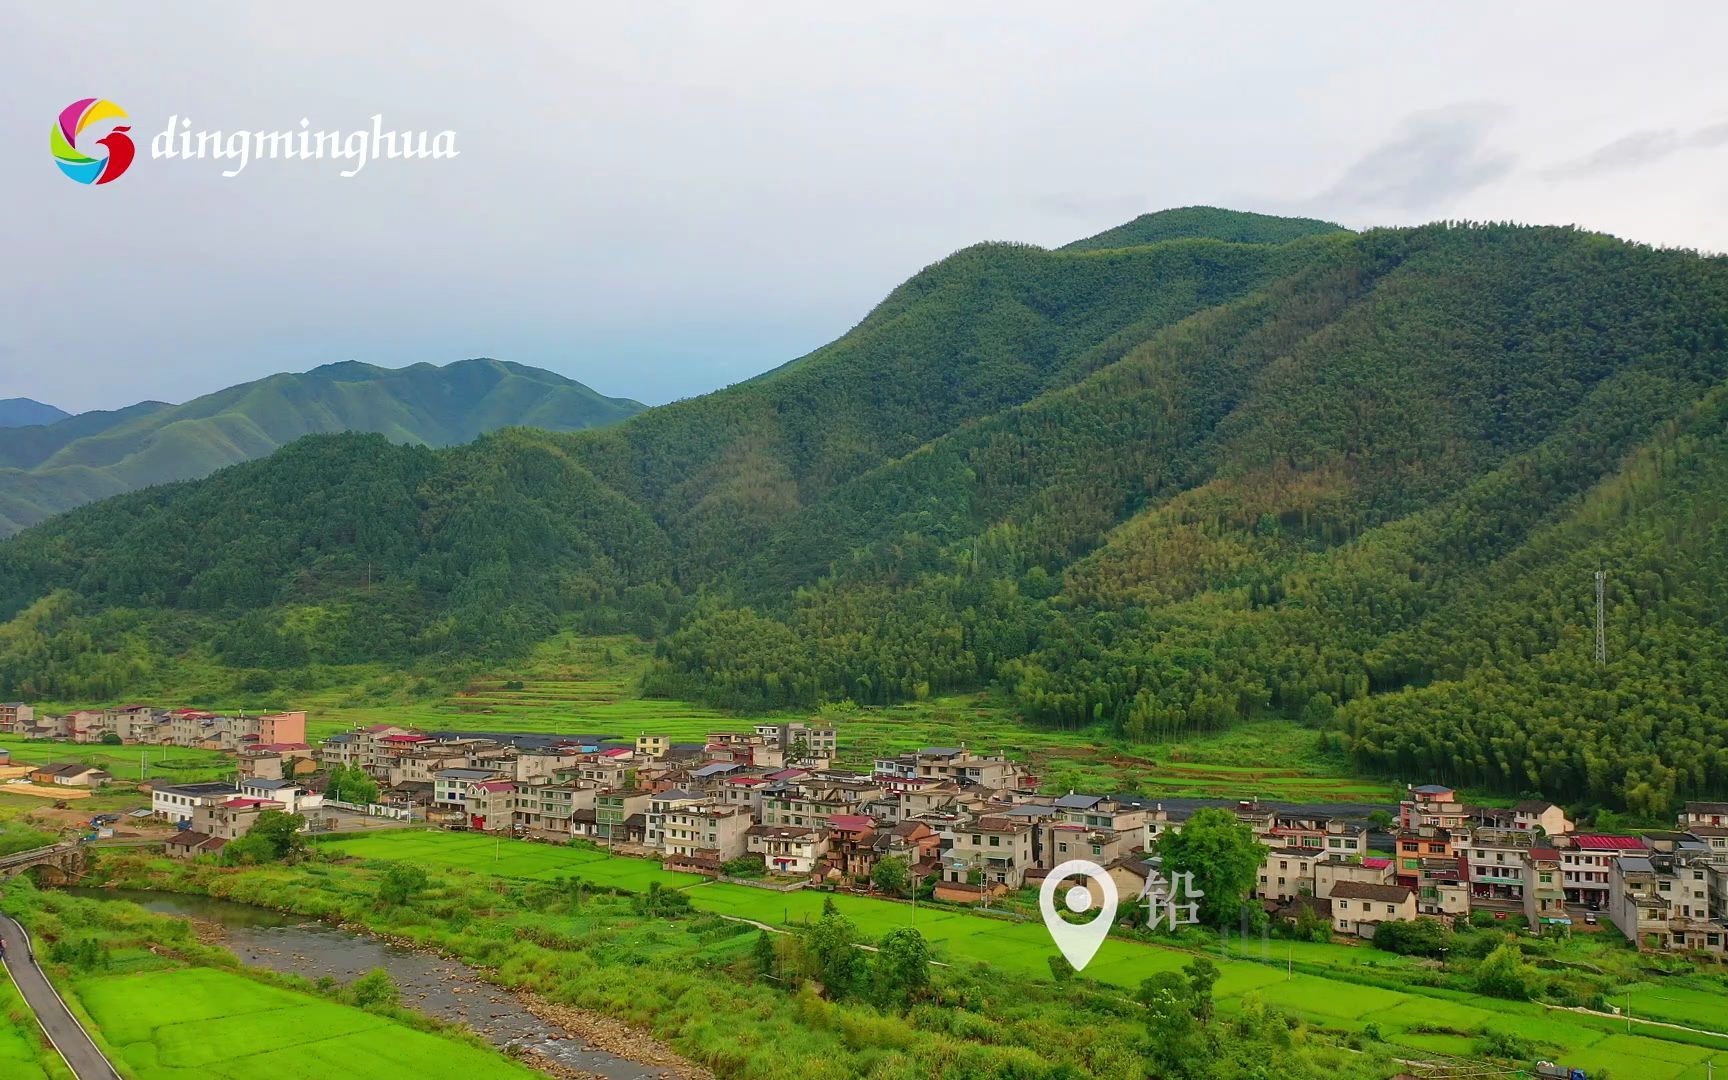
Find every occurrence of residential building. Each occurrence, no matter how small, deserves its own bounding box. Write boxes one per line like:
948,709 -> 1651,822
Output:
1329,881 -> 1417,938
948,816 -> 1035,888
647,788 -> 706,849
28,763 -> 112,787
746,825 -> 829,875
1400,785 -> 1471,831
1559,834 -> 1647,910
1512,801 -> 1573,836
662,804 -> 751,862
434,768 -> 507,815
464,781 -> 516,831
0,703 -> 34,734
238,778 -> 323,817
152,781 -> 246,823
192,797 -> 284,840
595,789 -> 652,843
1257,847 -> 1327,903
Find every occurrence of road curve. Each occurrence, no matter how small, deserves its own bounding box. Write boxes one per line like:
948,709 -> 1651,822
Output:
0,914 -> 122,1080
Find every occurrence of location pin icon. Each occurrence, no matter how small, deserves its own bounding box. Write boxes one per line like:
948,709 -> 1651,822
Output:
1039,859 -> 1118,972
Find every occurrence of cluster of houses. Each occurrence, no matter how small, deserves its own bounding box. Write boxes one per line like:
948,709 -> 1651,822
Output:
305,727 -> 1728,956
1315,784 -> 1728,956
150,777 -> 326,857
0,701 -> 308,756
12,696 -> 1728,958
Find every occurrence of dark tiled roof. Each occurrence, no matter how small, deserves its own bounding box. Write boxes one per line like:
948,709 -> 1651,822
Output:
1330,881 -> 1413,904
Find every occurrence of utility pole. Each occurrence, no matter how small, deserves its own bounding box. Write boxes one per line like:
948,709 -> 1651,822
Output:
1595,570 -> 1607,664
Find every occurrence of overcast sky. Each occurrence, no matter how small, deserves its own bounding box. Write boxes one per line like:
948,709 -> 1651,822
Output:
3,3 -> 1726,413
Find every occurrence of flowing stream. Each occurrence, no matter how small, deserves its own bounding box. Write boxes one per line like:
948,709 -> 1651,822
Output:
62,887 -> 675,1079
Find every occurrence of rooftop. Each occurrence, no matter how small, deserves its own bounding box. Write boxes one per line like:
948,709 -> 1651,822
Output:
1574,834 -> 1648,851
1329,881 -> 1414,903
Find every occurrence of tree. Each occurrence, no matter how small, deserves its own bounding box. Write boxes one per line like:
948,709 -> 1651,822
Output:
376,863 -> 429,908
871,855 -> 909,897
752,929 -> 779,979
221,810 -> 306,865
634,881 -> 693,918
327,764 -> 380,805
799,907 -> 864,999
871,927 -> 931,1007
1371,917 -> 1451,957
1136,971 -> 1207,1078
1367,809 -> 1393,830
1155,808 -> 1263,928
1474,943 -> 1532,1000
99,732 -> 122,746
1184,957 -> 1219,1022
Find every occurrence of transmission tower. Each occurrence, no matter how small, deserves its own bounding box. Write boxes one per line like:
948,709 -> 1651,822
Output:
1594,570 -> 1607,664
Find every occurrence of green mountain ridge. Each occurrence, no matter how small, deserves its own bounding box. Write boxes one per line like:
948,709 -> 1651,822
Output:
0,359 -> 643,535
2,208 -> 1726,811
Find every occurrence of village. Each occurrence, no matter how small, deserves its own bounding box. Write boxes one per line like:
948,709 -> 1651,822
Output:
2,699 -> 1725,961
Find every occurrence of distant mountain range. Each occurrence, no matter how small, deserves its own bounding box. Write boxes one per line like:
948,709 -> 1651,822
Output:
4,207 -> 1727,811
0,359 -> 642,534
0,399 -> 71,428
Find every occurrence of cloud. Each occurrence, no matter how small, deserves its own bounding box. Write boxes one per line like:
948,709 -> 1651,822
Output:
1544,119 -> 1728,180
1299,104 -> 1516,214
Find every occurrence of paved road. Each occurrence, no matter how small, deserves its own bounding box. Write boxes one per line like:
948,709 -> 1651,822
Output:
0,914 -> 122,1080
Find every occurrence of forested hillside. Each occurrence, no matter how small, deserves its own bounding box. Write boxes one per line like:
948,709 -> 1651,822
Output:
2,208 -> 1725,810
0,358 -> 643,535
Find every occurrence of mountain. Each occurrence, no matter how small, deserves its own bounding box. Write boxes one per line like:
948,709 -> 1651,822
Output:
1060,206 -> 1347,252
0,399 -> 71,428
3,209 -> 1726,812
0,359 -> 643,535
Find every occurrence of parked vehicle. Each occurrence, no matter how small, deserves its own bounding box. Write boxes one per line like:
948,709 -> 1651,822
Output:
1584,913 -> 1598,925
1535,1061 -> 1588,1080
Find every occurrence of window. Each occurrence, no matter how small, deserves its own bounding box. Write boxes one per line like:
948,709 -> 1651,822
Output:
1337,900 -> 1349,910
988,835 -> 1000,848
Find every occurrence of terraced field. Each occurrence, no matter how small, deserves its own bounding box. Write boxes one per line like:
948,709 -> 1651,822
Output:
298,633 -> 1398,804
319,828 -> 1728,1078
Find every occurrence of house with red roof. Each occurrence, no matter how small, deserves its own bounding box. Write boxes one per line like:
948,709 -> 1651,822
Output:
192,797 -> 285,840
1560,834 -> 1647,909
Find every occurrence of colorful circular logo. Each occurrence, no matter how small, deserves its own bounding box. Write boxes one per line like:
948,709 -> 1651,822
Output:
51,98 -> 134,185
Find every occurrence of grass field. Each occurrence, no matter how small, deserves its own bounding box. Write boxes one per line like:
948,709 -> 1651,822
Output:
319,828 -> 1727,1076
73,967 -> 541,1080
0,971 -> 66,1080
0,737 -> 234,785
326,831 -> 708,891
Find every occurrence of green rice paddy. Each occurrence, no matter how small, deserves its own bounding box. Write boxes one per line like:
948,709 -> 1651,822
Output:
71,967 -> 540,1079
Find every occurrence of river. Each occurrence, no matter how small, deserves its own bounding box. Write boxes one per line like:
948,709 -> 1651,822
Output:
62,888 -> 677,1080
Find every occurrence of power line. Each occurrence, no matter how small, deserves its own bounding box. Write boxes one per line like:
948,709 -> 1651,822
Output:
1594,570 -> 1607,664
